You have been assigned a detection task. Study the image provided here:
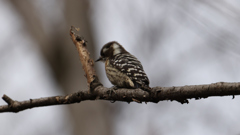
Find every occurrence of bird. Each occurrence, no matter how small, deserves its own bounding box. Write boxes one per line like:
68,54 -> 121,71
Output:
96,41 -> 150,90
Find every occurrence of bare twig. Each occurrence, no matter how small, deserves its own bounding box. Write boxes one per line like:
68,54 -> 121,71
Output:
2,94 -> 16,106
70,26 -> 101,90
0,26 -> 239,113
0,82 -> 240,113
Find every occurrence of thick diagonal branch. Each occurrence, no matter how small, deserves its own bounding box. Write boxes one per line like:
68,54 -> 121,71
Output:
69,26 -> 101,89
1,26 -> 239,113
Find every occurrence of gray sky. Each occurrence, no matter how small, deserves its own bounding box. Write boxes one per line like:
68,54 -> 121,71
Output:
92,1 -> 240,135
0,1 -> 240,135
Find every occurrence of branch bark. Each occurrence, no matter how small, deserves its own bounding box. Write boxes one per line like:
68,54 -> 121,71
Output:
1,26 -> 239,113
1,82 -> 240,113
69,26 -> 102,91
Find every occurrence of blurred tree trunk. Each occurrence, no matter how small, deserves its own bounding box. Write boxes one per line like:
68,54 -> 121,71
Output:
9,0 -> 111,135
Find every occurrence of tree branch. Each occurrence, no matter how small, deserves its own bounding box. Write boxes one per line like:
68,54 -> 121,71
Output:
1,26 -> 239,113
1,82 -> 240,113
69,26 -> 102,91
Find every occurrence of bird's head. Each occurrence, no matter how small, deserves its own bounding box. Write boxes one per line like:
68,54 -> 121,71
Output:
96,41 -> 127,62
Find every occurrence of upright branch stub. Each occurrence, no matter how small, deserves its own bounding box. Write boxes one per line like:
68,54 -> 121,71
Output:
70,26 -> 102,90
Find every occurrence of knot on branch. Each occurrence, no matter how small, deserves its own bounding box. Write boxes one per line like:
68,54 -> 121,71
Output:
90,76 -> 103,92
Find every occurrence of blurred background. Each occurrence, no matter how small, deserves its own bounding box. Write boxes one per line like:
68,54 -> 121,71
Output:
1,0 -> 240,135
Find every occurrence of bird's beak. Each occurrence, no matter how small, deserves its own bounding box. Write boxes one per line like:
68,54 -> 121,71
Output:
95,56 -> 103,62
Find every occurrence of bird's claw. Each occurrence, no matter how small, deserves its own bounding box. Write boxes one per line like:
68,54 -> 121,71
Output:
111,86 -> 119,90
107,88 -> 117,97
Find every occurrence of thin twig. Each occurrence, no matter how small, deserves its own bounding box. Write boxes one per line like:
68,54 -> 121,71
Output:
0,27 -> 239,113
2,94 -> 14,105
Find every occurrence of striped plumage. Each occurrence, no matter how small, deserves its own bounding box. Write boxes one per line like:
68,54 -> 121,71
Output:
96,41 -> 149,89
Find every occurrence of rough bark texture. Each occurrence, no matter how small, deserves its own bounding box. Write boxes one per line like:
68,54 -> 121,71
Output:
1,27 -> 240,113
69,26 -> 102,89
7,1 -> 111,133
1,82 -> 240,113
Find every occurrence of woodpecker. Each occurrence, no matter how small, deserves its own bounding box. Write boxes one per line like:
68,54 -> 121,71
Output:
96,41 -> 150,90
